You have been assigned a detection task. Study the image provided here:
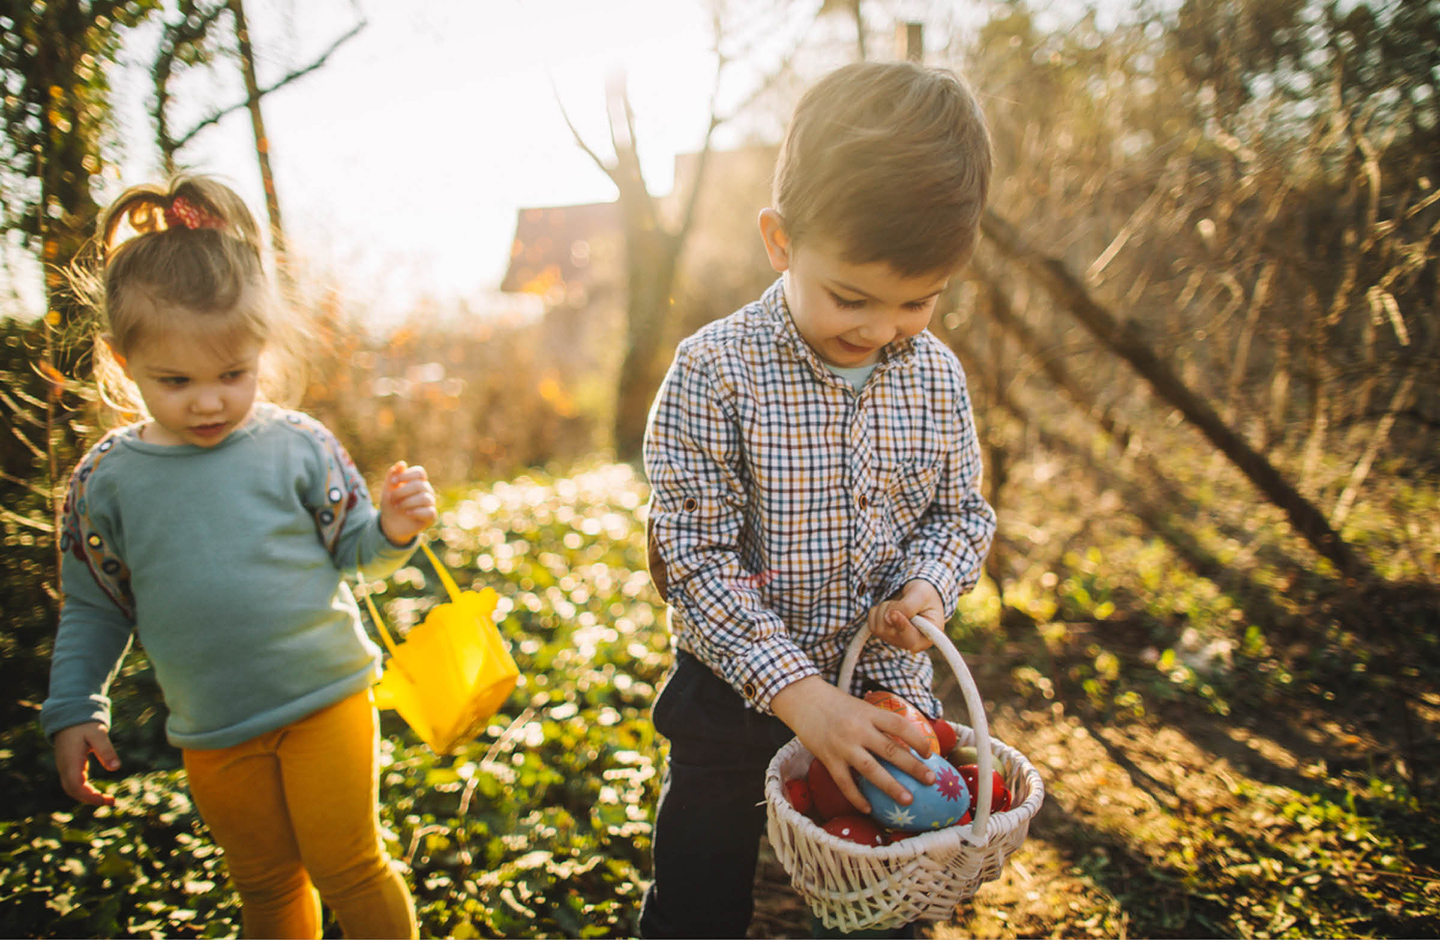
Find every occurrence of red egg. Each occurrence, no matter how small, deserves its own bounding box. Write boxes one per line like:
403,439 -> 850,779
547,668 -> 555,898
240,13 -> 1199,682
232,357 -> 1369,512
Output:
784,778 -> 813,815
822,813 -> 886,847
956,764 -> 1012,813
807,757 -> 864,821
930,715 -> 958,755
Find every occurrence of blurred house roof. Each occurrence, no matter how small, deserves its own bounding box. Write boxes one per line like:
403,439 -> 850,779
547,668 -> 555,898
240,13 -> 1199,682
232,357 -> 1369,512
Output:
500,201 -> 620,295
500,147 -> 777,297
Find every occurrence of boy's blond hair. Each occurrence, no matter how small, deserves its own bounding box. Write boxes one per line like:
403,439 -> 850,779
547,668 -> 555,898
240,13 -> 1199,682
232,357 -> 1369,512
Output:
772,60 -> 992,276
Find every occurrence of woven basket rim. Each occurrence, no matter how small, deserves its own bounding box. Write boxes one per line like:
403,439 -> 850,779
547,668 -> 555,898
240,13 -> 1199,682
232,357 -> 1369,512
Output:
764,720 -> 1045,862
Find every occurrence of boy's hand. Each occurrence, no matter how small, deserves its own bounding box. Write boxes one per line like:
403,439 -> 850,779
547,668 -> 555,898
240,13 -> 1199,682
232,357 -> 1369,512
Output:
379,461 -> 438,546
54,722 -> 120,807
868,579 -> 944,652
771,676 -> 936,815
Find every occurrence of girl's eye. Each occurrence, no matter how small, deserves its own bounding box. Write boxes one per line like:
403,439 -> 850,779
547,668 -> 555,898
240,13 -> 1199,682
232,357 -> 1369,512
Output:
160,377 -> 189,387
221,370 -> 249,382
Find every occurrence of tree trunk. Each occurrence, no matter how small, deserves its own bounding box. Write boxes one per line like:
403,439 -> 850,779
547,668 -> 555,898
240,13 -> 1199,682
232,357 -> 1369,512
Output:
228,0 -> 286,263
35,1 -> 104,346
613,229 -> 681,461
981,208 -> 1376,584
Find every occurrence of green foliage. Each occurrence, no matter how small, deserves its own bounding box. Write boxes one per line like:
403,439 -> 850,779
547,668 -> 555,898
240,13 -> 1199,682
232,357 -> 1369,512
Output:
369,462 -> 667,938
4,443 -> 1439,938
0,459 -> 668,939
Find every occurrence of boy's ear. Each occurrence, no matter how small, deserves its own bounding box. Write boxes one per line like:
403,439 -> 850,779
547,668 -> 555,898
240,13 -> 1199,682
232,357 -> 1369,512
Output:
758,208 -> 791,273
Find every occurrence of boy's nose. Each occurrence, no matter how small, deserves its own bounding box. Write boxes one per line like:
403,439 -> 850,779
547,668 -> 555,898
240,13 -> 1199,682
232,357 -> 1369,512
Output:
859,319 -> 902,346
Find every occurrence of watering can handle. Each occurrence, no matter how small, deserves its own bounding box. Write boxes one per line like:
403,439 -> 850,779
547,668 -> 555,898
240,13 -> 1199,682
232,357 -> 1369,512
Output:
419,541 -> 463,604
356,540 -> 459,661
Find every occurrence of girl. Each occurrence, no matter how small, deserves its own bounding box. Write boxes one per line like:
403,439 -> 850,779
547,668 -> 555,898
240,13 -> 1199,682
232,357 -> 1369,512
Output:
41,176 -> 435,939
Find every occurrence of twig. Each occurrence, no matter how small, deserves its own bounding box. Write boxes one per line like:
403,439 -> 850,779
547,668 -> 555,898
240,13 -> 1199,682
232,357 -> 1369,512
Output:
1329,373 -> 1415,528
169,17 -> 368,151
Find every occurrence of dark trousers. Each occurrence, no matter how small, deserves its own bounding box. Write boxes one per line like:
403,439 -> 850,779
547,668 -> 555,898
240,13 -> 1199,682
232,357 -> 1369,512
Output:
639,651 -> 795,939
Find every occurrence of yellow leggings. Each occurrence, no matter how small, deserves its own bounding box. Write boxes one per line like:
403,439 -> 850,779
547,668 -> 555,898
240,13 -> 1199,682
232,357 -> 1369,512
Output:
183,690 -> 417,939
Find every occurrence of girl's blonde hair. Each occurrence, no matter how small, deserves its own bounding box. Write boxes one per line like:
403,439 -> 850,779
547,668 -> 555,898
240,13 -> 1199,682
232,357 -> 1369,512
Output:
74,175 -> 307,416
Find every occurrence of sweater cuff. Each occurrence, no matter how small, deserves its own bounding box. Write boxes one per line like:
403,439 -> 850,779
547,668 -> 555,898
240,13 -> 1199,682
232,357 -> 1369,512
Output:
39,696 -> 111,741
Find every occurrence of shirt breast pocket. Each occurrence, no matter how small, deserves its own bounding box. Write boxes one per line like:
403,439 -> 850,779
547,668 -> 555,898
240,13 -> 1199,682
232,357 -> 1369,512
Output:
881,458 -> 940,542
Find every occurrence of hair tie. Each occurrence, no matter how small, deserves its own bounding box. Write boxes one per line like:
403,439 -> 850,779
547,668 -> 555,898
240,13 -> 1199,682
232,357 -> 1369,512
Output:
164,196 -> 226,231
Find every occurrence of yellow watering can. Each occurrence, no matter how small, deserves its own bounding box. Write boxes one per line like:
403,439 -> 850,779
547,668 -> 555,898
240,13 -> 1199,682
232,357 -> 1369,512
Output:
361,542 -> 520,755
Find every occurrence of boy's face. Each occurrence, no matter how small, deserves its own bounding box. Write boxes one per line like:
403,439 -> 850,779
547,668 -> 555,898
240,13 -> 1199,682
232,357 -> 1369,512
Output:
758,209 -> 949,367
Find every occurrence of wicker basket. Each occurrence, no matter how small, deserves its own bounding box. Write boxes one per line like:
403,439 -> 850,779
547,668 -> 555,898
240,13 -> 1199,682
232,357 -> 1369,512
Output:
764,616 -> 1045,932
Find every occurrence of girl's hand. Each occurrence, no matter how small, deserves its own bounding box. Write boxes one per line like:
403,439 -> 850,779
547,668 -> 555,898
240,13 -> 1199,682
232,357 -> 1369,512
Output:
868,579 -> 944,652
54,722 -> 120,807
379,461 -> 438,546
771,676 -> 936,814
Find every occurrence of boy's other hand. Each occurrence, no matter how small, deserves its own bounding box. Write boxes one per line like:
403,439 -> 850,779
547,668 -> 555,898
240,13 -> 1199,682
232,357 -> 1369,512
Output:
771,676 -> 937,814
868,579 -> 944,652
379,461 -> 438,546
54,722 -> 119,806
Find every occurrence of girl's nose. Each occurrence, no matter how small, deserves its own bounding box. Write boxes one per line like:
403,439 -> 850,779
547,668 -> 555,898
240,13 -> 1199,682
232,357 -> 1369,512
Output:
194,387 -> 224,411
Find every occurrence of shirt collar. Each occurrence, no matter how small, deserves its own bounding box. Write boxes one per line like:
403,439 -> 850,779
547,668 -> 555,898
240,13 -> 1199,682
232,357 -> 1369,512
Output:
761,277 -> 919,383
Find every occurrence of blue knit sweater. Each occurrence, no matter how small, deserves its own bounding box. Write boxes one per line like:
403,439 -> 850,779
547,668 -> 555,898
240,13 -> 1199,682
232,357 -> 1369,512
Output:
41,404 -> 415,749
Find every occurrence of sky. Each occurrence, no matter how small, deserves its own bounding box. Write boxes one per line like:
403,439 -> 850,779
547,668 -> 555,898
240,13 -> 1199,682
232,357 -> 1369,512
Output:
3,0 -> 1044,324
10,0 -> 738,323
137,0 -> 729,319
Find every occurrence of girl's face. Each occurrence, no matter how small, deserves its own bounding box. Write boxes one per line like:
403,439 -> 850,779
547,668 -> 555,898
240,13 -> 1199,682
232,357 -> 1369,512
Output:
116,329 -> 262,448
758,208 -> 949,367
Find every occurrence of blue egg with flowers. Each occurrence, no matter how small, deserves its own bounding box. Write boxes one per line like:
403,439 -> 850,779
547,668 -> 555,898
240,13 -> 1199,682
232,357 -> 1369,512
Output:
858,749 -> 972,832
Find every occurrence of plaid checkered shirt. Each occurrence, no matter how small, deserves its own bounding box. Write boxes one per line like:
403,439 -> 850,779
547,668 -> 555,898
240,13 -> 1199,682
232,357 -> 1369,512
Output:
643,278 -> 996,718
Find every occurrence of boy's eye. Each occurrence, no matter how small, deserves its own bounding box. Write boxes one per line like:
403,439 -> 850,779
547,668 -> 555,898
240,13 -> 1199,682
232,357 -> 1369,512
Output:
829,291 -> 866,310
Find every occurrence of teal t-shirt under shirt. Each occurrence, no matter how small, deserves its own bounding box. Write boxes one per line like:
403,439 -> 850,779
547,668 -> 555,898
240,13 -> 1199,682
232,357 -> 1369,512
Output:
826,361 -> 879,393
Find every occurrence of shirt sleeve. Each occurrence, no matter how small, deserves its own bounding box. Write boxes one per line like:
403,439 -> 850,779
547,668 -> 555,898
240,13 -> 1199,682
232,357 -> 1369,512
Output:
643,349 -> 821,712
297,416 -> 416,581
41,464 -> 136,739
881,366 -> 996,618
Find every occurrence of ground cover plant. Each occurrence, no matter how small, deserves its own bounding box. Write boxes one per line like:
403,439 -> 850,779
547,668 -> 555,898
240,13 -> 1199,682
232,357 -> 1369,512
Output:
3,446 -> 1436,938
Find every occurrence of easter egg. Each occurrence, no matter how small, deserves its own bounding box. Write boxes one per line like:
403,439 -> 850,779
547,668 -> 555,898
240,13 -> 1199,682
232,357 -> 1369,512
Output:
784,778 -> 813,815
857,749 -> 971,832
822,814 -> 887,847
951,745 -> 979,766
930,715 -> 958,755
807,757 -> 864,820
864,689 -> 941,756
957,764 -> 1012,813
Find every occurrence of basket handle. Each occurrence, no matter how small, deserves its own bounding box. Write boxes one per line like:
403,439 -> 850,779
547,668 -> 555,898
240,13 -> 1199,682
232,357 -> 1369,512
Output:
837,615 -> 995,843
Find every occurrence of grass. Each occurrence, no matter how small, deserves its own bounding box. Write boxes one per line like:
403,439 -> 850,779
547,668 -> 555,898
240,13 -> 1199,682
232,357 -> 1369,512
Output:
3,452 -> 1437,938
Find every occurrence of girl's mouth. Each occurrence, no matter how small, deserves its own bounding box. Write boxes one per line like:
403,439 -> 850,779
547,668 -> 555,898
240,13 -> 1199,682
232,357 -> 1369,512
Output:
191,422 -> 227,438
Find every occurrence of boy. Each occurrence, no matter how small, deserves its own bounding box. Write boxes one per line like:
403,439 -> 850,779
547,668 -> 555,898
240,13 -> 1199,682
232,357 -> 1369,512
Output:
639,61 -> 997,938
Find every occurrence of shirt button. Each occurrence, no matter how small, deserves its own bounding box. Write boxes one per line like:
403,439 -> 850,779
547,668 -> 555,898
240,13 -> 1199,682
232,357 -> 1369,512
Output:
743,681 -> 757,700
856,493 -> 869,510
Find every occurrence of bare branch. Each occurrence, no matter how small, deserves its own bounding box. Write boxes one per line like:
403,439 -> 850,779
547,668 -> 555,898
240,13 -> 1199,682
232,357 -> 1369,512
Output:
170,16 -> 368,152
550,73 -> 619,185
152,1 -> 230,167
